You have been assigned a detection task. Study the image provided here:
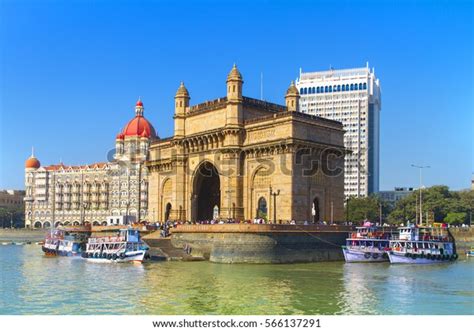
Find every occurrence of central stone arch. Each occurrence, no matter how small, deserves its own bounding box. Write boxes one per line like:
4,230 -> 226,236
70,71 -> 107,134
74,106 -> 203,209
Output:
192,161 -> 221,221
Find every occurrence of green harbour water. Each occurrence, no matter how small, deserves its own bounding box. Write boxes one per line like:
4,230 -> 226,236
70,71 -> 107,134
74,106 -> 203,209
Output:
0,245 -> 473,315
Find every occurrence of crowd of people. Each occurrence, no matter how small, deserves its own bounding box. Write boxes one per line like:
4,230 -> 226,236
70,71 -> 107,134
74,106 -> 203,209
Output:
143,218 -> 357,237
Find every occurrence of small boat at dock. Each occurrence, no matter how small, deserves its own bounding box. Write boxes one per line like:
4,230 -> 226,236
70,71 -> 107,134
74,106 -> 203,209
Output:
82,228 -> 149,263
41,226 -> 90,257
388,225 -> 458,264
342,225 -> 395,263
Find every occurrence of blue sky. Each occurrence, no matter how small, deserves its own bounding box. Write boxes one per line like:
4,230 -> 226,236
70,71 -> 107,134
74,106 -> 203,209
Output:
0,0 -> 472,190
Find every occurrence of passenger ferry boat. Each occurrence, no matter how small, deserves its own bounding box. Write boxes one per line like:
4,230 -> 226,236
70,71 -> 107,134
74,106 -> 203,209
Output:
82,228 -> 149,263
388,225 -> 458,264
342,225 -> 395,263
42,226 -> 90,257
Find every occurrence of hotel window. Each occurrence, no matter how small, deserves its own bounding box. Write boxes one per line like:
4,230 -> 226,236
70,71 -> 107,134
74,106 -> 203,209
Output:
350,84 -> 354,91
329,86 -> 332,92
300,88 -> 304,94
312,87 -> 315,94
363,82 -> 367,89
325,86 -> 328,92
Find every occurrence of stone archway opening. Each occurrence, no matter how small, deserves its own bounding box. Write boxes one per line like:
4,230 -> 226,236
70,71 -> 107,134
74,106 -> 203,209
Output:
193,162 -> 220,221
34,221 -> 42,229
312,197 -> 320,223
257,197 -> 268,220
165,203 -> 172,221
43,221 -> 51,228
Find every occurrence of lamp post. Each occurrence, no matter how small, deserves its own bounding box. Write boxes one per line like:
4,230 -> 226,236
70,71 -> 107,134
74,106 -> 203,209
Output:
269,186 -> 280,224
345,197 -> 350,223
411,164 -> 430,226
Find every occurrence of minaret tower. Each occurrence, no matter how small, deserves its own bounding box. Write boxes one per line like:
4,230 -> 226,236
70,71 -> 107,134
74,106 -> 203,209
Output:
285,81 -> 300,112
226,64 -> 244,128
135,97 -> 144,116
174,82 -> 190,138
226,64 -> 243,102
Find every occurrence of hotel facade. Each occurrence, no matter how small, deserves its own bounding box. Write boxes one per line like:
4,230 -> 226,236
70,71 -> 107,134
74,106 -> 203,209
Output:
295,65 -> 381,198
24,101 -> 156,228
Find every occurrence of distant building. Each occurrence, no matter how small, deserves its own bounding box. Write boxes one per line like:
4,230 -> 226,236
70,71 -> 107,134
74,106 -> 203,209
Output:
0,190 -> 25,208
295,64 -> 381,198
24,100 -> 157,229
378,187 -> 414,204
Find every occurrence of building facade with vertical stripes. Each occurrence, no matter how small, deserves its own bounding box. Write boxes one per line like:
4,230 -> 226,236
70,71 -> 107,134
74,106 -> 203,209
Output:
295,64 -> 381,198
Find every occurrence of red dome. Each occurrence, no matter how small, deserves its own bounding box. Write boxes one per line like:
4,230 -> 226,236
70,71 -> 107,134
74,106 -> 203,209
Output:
25,156 -> 40,169
136,100 -> 143,107
123,115 -> 157,138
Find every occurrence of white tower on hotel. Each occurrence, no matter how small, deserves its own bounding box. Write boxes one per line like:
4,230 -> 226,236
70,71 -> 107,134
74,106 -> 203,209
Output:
295,64 -> 381,198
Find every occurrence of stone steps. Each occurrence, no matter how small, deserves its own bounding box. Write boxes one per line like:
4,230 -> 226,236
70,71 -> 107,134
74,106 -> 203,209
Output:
144,235 -> 204,261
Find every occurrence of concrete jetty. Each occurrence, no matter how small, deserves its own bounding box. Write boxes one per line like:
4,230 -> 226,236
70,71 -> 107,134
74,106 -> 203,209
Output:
144,224 -> 352,264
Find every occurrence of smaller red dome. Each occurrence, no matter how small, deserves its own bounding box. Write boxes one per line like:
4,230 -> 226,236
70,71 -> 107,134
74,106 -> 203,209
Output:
25,156 -> 40,169
116,133 -> 125,140
136,99 -> 143,107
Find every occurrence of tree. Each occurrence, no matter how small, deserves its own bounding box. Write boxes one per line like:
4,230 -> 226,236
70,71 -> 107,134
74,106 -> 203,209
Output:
345,196 -> 390,224
387,186 -> 473,225
444,212 -> 467,225
0,206 -> 25,228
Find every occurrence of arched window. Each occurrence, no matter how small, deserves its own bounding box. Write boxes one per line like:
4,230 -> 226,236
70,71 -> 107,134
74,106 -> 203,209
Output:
312,87 -> 315,94
350,84 -> 354,91
329,86 -> 332,92
312,197 -> 320,223
300,88 -> 304,94
257,197 -> 267,220
325,86 -> 328,92
363,82 -> 367,90
346,84 -> 349,91
359,83 -> 363,90
304,87 -> 307,94
342,84 -> 345,91
337,85 -> 341,92
355,83 -> 358,90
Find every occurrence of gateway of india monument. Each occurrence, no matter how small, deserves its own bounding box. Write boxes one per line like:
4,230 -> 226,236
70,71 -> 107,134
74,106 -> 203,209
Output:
147,65 -> 345,223
23,64 -> 345,229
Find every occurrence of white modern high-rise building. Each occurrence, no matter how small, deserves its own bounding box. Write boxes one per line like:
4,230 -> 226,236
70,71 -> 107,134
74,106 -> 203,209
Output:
295,64 -> 381,198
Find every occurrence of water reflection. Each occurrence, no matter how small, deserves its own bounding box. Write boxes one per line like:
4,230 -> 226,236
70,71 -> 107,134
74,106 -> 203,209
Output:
1,246 -> 473,315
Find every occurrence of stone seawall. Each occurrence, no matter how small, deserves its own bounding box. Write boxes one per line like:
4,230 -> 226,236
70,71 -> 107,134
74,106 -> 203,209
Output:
144,224 -> 352,264
449,227 -> 474,257
0,229 -> 47,243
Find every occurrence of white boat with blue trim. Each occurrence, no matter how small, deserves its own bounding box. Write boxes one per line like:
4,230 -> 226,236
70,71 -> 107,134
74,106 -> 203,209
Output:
388,225 -> 458,264
342,225 -> 395,263
82,228 -> 149,263
42,226 -> 90,257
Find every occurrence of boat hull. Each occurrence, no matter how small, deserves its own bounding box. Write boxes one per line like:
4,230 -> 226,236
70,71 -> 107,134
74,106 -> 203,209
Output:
342,247 -> 389,263
83,251 -> 147,263
388,252 -> 455,264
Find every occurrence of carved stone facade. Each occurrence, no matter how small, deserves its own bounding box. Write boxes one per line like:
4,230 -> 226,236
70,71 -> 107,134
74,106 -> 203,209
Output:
147,66 -> 346,223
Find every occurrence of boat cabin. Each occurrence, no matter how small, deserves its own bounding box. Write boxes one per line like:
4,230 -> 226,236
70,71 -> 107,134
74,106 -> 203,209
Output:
398,227 -> 419,241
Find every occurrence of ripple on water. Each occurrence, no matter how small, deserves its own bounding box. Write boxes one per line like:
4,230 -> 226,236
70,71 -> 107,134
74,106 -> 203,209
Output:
0,245 -> 473,315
